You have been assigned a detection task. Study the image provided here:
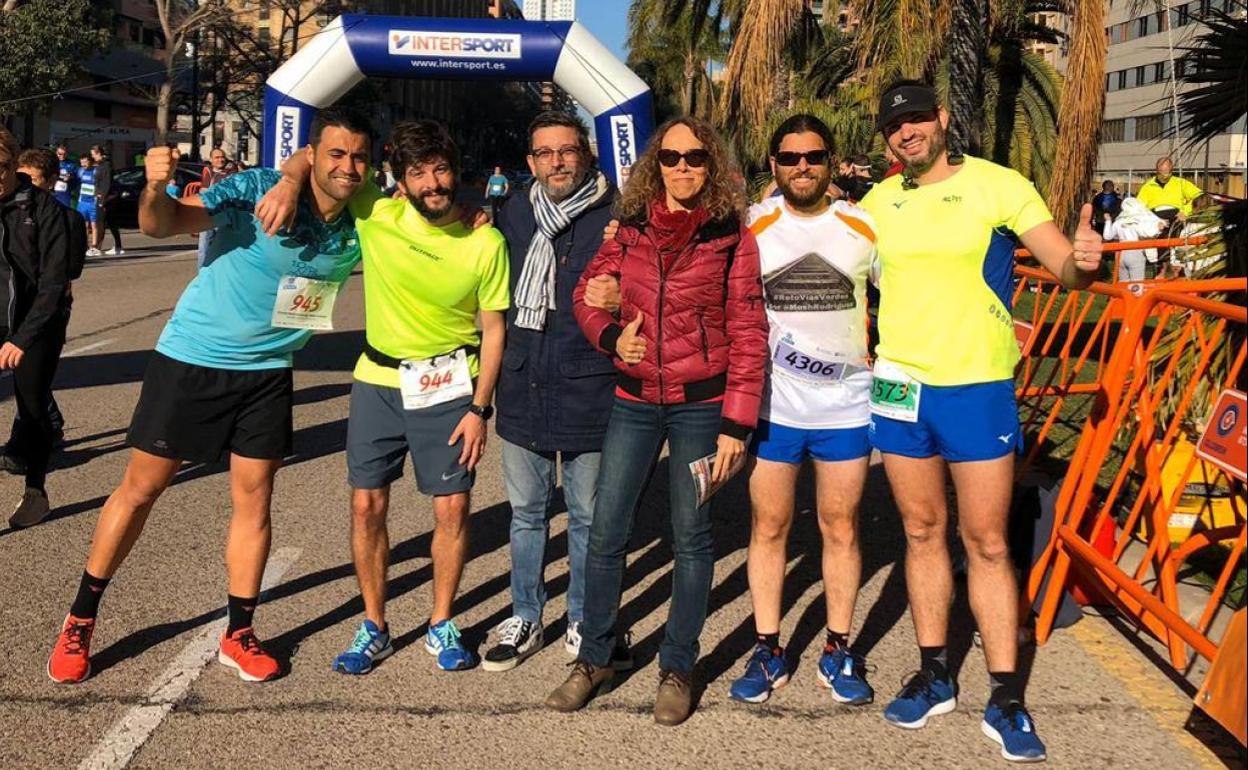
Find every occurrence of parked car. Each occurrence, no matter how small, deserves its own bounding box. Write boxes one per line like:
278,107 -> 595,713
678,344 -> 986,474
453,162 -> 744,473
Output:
108,162 -> 207,228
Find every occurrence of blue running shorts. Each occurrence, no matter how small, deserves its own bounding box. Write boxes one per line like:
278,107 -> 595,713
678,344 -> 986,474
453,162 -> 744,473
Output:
869,378 -> 1021,462
750,420 -> 871,464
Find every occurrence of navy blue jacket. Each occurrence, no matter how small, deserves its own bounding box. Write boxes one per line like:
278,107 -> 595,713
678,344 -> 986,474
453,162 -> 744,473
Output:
495,181 -> 618,454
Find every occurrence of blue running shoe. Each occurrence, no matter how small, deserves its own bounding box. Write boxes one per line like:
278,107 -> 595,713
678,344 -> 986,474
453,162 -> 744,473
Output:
424,619 -> 477,671
982,701 -> 1047,762
333,619 -> 393,675
883,670 -> 957,729
816,647 -> 874,705
729,644 -> 789,703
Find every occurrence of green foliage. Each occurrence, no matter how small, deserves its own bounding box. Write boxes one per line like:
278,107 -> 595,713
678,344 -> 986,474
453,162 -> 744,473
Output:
0,0 -> 109,116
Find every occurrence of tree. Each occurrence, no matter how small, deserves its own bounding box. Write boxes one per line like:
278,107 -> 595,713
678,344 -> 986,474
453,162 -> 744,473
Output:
149,0 -> 235,143
716,0 -> 821,132
0,0 -> 108,142
627,0 -> 731,122
1045,0 -> 1105,233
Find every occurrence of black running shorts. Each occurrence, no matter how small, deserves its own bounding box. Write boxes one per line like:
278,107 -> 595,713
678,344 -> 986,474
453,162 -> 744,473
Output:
127,352 -> 294,463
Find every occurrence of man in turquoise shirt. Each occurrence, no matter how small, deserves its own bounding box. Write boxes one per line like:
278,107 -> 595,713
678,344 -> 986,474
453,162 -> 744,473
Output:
47,108 -> 370,687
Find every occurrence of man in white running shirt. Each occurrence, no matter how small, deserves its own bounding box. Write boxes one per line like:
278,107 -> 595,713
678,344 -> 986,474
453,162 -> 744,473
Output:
727,114 -> 879,706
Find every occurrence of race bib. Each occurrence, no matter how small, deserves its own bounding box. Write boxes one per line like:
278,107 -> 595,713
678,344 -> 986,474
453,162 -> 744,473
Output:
79,182 -> 95,198
399,348 -> 473,411
54,180 -> 69,192
869,359 -> 922,423
774,339 -> 854,383
271,275 -> 340,331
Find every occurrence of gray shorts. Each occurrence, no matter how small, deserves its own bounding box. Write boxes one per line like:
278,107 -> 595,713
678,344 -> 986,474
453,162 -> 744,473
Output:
346,380 -> 475,495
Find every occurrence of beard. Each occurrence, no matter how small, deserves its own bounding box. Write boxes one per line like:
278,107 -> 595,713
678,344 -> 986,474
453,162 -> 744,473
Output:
407,183 -> 456,219
895,127 -> 947,177
777,168 -> 831,207
540,166 -> 588,202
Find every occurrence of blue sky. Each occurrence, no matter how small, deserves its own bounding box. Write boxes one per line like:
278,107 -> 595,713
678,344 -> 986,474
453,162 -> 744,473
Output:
576,0 -> 630,61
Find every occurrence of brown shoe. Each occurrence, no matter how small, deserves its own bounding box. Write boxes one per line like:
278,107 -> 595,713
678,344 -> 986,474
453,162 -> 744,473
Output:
653,669 -> 694,726
545,660 -> 614,712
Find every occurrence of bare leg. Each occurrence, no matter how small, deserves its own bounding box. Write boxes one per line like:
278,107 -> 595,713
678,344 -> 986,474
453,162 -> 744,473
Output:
351,487 -> 391,628
223,455 -> 281,599
813,458 -> 869,634
84,449 -> 181,579
882,454 -> 953,647
430,491 -> 470,624
745,458 -> 800,635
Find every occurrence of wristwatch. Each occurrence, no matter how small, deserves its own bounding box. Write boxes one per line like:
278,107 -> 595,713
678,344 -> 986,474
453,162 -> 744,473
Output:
468,403 -> 494,420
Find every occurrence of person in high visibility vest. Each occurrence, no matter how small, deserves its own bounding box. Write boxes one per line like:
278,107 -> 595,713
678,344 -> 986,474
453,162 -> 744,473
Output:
1136,157 -> 1203,223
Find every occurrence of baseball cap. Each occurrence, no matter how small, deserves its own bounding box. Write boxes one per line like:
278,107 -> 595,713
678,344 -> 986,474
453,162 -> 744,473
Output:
876,82 -> 939,131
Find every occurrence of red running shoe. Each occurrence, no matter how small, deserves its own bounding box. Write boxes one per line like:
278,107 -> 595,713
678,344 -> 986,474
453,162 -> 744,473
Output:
217,627 -> 280,682
48,615 -> 95,683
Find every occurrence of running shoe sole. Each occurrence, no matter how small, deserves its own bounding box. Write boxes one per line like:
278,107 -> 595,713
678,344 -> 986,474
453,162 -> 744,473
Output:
730,672 -> 790,704
217,650 -> 279,682
47,657 -> 90,684
815,668 -> 874,705
481,636 -> 542,673
884,696 -> 957,729
333,643 -> 393,675
981,719 -> 1048,763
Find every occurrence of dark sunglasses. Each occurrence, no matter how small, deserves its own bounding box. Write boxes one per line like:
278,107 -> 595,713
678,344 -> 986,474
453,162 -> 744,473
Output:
774,150 -> 830,167
657,149 -> 710,168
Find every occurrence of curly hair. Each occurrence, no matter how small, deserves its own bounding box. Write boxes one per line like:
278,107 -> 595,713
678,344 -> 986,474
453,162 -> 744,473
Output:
615,116 -> 745,225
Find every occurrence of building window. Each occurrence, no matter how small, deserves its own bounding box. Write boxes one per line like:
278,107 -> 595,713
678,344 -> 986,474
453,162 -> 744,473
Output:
1135,65 -> 1147,86
1117,70 -> 1128,90
128,22 -> 140,42
1102,118 -> 1126,143
1106,72 -> 1116,92
1136,114 -> 1163,141
258,26 -> 270,45
1137,17 -> 1149,37
93,101 -> 111,120
258,0 -> 270,21
1154,62 -> 1166,83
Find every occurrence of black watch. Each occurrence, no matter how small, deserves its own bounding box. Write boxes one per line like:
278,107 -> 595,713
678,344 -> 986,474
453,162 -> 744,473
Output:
468,403 -> 494,420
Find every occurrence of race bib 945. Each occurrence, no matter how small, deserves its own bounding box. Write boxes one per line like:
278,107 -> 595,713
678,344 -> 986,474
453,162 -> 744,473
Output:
271,275 -> 340,331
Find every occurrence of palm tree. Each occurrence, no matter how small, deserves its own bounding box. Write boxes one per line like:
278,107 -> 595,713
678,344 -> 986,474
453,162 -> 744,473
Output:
627,0 -> 731,120
1045,0 -> 1106,233
947,0 -> 989,154
715,0 -> 820,135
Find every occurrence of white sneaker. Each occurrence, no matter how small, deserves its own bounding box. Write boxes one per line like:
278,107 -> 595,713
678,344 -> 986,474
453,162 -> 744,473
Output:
104,247 -> 124,256
481,616 -> 542,672
564,621 -> 582,655
85,248 -> 102,257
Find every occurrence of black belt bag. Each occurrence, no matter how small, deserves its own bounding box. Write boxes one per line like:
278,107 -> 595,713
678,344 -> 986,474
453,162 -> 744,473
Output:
363,341 -> 480,369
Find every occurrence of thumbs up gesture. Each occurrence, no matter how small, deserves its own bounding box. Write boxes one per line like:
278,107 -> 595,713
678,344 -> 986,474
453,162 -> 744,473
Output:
616,311 -> 647,364
1072,203 -> 1103,274
144,146 -> 179,189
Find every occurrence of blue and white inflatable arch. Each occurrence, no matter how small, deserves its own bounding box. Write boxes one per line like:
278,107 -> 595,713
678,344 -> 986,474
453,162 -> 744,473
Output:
262,15 -> 653,185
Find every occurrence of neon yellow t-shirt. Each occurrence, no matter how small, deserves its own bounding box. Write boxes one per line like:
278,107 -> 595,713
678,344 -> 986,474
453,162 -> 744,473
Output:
1136,175 -> 1203,216
348,184 -> 510,388
860,155 -> 1052,386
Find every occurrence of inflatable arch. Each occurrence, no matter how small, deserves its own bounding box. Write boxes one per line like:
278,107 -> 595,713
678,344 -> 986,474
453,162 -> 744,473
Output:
262,15 -> 654,185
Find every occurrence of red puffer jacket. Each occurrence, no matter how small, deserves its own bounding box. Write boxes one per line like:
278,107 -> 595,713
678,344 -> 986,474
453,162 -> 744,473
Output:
572,215 -> 769,437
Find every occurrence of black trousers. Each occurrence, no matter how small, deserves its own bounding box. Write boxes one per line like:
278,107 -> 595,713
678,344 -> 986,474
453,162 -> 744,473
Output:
2,315 -> 67,490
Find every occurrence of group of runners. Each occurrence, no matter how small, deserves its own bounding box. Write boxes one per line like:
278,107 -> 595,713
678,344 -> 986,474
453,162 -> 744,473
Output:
38,80 -> 1103,763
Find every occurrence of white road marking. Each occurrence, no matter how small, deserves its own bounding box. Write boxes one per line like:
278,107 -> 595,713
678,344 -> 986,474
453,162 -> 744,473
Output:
62,339 -> 117,357
78,547 -> 302,770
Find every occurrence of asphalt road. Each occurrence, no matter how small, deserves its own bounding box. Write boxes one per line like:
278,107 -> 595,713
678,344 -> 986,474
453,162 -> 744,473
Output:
0,233 -> 1239,769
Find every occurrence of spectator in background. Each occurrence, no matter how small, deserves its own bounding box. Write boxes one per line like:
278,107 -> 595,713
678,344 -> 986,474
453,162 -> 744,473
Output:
90,146 -> 124,256
1103,197 -> 1163,282
882,144 -> 903,179
485,165 -> 510,216
1092,180 -> 1121,236
197,147 -> 237,268
0,129 -> 73,528
53,144 -> 77,209
76,154 -> 98,254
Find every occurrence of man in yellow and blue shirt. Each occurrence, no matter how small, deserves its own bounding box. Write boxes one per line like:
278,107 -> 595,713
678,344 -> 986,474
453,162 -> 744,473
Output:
1136,157 -> 1202,221
860,80 -> 1103,762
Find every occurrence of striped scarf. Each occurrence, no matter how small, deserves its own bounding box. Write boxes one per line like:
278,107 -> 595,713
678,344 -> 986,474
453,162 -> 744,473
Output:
514,171 -> 610,330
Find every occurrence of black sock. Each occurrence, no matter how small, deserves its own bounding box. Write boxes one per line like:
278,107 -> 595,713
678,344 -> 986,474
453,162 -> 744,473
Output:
919,645 -> 949,681
756,632 -> 781,654
989,671 -> 1024,706
824,629 -> 849,653
226,595 -> 258,635
69,571 -> 110,619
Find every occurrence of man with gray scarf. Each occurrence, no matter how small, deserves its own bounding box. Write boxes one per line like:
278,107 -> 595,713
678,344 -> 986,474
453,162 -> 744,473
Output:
485,112 -> 620,672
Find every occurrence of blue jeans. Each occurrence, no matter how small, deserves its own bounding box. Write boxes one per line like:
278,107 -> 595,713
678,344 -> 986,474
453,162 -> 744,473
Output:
579,398 -> 722,675
502,439 -> 600,625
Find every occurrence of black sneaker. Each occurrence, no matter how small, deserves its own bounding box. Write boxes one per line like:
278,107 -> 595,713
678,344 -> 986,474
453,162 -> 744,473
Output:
481,616 -> 542,672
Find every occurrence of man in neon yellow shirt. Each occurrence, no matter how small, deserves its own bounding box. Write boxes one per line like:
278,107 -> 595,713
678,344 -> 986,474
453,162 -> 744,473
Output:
860,80 -> 1103,762
1136,157 -> 1203,221
267,120 -> 508,674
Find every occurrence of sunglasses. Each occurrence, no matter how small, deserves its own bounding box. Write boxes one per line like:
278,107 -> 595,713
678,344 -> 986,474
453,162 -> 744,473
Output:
657,149 -> 710,168
774,150 -> 830,167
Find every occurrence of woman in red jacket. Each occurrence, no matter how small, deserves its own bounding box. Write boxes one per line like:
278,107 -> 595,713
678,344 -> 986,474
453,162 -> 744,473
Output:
546,117 -> 769,725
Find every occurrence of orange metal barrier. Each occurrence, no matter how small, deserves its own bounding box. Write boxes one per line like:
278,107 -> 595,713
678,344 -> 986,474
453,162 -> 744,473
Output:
1026,279 -> 1247,682
1011,266 -> 1130,475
